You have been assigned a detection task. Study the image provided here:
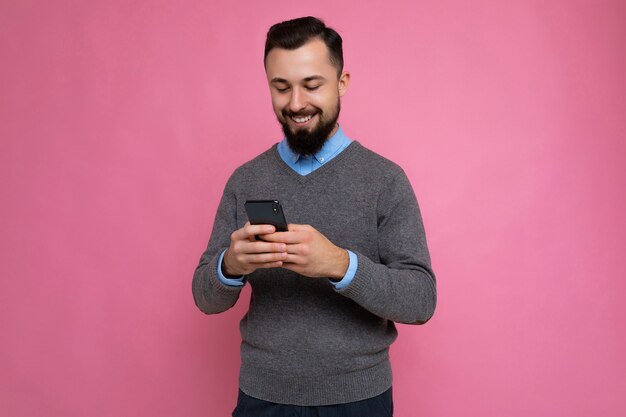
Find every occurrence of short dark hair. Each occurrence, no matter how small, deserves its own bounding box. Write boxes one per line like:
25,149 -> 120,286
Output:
264,16 -> 344,76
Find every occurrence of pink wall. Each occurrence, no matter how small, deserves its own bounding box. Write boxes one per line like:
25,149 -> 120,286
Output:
2,1 -> 625,416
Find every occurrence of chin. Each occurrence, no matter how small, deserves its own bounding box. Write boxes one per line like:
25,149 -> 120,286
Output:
289,124 -> 315,135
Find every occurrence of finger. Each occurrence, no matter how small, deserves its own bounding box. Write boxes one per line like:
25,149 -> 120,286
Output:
282,243 -> 308,256
245,222 -> 256,242
233,223 -> 276,240
240,241 -> 287,254
241,251 -> 288,264
261,231 -> 307,244
283,253 -> 305,264
245,223 -> 277,237
287,224 -> 312,232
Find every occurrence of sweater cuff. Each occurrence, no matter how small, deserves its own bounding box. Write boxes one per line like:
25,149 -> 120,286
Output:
334,251 -> 376,298
328,250 -> 358,289
217,249 -> 245,286
208,250 -> 246,298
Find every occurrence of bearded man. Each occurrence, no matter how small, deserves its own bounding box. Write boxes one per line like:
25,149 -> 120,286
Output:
193,16 -> 437,417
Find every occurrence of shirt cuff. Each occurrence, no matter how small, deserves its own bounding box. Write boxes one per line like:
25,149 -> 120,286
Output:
217,249 -> 245,287
329,250 -> 358,289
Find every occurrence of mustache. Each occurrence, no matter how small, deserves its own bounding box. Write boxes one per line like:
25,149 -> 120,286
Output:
282,109 -> 320,118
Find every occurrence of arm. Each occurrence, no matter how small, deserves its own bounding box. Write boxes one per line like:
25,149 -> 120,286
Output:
262,170 -> 436,324
192,177 -> 288,314
338,171 -> 436,324
192,177 -> 244,314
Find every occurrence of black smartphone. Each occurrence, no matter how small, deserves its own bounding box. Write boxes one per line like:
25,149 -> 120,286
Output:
244,200 -> 288,235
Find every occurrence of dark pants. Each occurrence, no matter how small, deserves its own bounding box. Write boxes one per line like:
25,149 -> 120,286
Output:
232,388 -> 393,417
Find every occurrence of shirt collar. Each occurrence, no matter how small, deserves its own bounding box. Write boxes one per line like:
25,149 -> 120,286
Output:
280,125 -> 349,165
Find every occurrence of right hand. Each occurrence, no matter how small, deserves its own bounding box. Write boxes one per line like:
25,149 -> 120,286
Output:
222,222 -> 288,276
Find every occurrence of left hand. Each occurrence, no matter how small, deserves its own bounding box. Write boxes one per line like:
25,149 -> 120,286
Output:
261,224 -> 349,279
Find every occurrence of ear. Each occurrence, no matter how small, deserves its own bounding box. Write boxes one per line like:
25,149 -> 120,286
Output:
338,71 -> 350,97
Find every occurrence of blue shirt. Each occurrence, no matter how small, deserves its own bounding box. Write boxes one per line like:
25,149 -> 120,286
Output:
277,125 -> 352,175
218,125 -> 358,289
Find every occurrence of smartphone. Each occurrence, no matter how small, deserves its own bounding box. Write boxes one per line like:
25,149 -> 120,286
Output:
244,200 -> 288,236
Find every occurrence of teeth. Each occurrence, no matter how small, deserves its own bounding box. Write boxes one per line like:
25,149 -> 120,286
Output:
292,114 -> 313,123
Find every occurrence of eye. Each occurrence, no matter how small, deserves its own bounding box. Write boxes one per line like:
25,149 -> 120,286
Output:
306,85 -> 321,91
275,86 -> 290,93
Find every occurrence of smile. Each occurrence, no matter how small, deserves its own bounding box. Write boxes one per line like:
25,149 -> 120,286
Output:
290,114 -> 313,123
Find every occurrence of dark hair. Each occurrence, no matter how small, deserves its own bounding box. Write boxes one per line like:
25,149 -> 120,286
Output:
264,16 -> 344,76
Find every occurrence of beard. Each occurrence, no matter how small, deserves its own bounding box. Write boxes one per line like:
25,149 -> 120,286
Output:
280,99 -> 340,156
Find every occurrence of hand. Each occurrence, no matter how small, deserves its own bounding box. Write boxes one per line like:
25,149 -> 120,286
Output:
262,224 -> 349,279
222,222 -> 288,276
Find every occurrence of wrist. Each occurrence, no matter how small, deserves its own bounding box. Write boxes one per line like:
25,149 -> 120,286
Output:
222,250 -> 242,277
328,248 -> 349,280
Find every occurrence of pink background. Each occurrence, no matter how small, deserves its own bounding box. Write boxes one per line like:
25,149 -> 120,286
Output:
2,1 -> 625,416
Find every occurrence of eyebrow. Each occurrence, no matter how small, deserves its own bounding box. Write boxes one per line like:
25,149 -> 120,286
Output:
270,75 -> 327,84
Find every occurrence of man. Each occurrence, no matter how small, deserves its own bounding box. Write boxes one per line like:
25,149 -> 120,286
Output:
193,16 -> 436,417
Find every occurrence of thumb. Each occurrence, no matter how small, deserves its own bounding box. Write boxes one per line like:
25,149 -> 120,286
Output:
287,223 -> 311,232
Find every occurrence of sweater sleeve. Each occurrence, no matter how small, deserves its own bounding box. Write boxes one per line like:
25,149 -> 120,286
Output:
192,175 -> 244,314
336,170 -> 437,324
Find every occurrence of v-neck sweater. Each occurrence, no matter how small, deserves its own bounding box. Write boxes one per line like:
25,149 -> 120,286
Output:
193,141 -> 437,406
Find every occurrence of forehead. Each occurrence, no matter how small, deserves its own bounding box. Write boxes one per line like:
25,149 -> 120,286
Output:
265,38 -> 336,81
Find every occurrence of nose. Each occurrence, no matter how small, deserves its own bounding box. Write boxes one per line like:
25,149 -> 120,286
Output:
288,88 -> 306,113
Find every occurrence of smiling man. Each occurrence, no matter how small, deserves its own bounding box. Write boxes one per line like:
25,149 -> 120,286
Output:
193,16 -> 436,417
267,35 -> 348,158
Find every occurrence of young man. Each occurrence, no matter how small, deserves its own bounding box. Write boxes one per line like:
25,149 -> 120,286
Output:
193,16 -> 436,417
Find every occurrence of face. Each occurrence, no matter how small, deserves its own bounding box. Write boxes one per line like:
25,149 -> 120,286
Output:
265,38 -> 350,155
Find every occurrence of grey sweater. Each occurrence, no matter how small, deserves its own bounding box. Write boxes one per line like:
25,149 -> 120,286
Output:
192,141 -> 436,406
